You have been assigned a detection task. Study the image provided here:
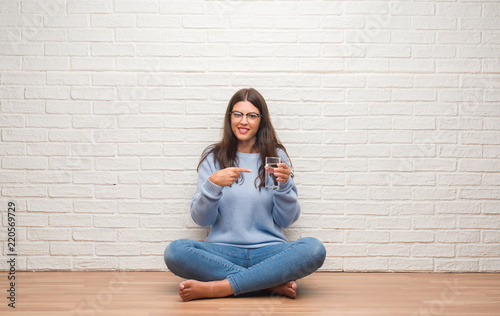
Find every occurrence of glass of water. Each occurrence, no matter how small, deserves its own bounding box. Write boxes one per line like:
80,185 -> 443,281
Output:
265,157 -> 281,190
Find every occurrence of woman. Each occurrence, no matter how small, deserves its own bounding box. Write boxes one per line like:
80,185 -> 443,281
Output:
164,88 -> 326,301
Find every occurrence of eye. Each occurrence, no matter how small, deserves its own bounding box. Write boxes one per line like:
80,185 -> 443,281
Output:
248,113 -> 259,119
233,112 -> 243,117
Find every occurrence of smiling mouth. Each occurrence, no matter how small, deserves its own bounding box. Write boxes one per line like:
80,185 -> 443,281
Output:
238,128 -> 250,134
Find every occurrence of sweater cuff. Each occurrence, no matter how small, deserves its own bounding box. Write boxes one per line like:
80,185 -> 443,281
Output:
203,178 -> 223,197
277,178 -> 293,192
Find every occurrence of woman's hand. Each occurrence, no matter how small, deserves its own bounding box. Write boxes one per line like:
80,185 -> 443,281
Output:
209,167 -> 252,187
275,163 -> 293,183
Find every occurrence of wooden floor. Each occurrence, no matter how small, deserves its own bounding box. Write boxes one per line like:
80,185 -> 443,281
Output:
1,271 -> 499,315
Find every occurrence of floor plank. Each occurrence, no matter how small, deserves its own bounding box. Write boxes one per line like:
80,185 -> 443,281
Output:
1,271 -> 499,315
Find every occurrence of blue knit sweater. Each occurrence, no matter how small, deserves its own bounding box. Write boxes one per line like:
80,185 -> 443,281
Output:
190,149 -> 301,248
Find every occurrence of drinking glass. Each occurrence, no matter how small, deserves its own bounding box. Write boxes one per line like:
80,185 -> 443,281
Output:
265,157 -> 281,190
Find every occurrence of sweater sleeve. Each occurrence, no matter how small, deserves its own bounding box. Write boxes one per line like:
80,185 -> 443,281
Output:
271,150 -> 301,228
190,155 -> 223,227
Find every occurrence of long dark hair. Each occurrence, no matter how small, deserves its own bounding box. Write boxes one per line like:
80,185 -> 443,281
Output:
197,88 -> 293,189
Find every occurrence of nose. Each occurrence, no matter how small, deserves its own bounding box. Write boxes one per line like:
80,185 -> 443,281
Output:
240,115 -> 249,124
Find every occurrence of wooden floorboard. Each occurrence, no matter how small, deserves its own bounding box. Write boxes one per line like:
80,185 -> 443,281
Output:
1,271 -> 499,315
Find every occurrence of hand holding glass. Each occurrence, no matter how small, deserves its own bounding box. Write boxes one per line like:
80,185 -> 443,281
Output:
265,157 -> 281,190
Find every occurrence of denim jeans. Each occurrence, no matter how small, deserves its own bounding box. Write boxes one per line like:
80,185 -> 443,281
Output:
164,237 -> 326,296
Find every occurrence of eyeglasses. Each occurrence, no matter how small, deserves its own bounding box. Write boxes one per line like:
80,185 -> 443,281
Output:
230,111 -> 262,122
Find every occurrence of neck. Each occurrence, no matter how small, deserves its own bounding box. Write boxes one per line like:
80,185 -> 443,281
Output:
238,140 -> 257,153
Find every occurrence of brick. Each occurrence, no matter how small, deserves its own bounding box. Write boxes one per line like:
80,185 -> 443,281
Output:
2,72 -> 45,85
346,145 -> 391,158
26,115 -> 70,128
436,174 -> 481,186
276,17 -> 319,29
323,131 -> 368,144
483,231 -> 500,243
321,16 -> 365,29
459,216 -> 500,229
435,260 -> 479,272
183,16 -> 229,29
118,230 -> 164,242
436,231 -> 480,243
48,130 -> 92,142
46,101 -> 91,114
368,159 -> 412,172
394,117 -> 435,130
370,188 -> 413,200
483,174 -> 500,186
390,259 -> 434,272
392,144 -> 436,158
74,172 -> 117,185
67,0 -> 112,13
23,57 -> 70,70
345,203 -> 390,215
49,215 -> 92,227
28,228 -> 72,241
96,243 -> 140,256
116,29 -> 162,42
119,172 -> 162,185
0,55 -> 21,70
368,244 -> 411,256
411,45 -> 456,58
74,200 -> 116,213
162,1 -> 205,14
93,216 -> 138,228
94,186 -> 140,199
391,231 -> 434,243
48,185 -> 93,198
73,229 -> 116,242
391,203 -> 434,216
0,114 -> 24,127
347,174 -> 390,186
48,157 -> 91,171
117,201 -> 163,214
71,57 -> 114,71
91,15 -> 136,28
413,244 -> 455,258
345,259 -> 388,272
412,17 -> 457,30
95,130 -> 140,143
0,171 -> 24,183
367,217 -> 411,230
482,259 -> 500,272
3,156 -> 47,169
51,242 -> 93,256
115,0 -> 158,13
393,89 -> 437,101
71,87 -> 115,101
458,245 -> 500,257
367,75 -> 412,88
27,198 -> 72,212
74,258 -> 118,270
27,257 -> 72,270
346,117 -> 391,129
347,231 -> 390,243
369,131 -> 412,144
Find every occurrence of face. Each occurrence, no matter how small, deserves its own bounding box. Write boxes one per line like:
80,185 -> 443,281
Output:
230,101 -> 261,149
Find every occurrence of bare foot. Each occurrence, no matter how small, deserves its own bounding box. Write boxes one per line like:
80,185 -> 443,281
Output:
267,281 -> 297,299
179,279 -> 234,302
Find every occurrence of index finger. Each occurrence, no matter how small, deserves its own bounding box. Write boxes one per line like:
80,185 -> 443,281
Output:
230,167 -> 252,173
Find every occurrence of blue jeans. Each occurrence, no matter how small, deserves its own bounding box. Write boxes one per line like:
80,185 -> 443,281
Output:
164,237 -> 326,296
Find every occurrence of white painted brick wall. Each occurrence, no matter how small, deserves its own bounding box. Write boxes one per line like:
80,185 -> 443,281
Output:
1,0 -> 499,273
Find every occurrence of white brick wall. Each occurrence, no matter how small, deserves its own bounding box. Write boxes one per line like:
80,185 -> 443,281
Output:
1,0 -> 499,272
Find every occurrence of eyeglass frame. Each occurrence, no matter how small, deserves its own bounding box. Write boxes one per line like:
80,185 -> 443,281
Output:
229,111 -> 262,121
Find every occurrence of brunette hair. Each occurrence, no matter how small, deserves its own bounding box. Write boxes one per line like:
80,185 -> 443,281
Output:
197,88 -> 292,189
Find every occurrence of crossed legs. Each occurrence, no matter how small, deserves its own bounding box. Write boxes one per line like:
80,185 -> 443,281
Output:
164,237 -> 326,301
